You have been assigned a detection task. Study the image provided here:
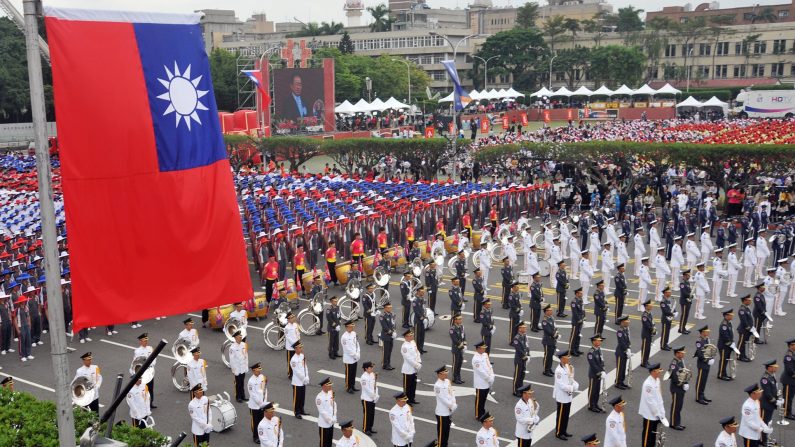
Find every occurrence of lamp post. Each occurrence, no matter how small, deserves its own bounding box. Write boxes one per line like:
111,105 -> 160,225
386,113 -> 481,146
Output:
257,44 -> 281,130
686,47 -> 694,92
365,76 -> 372,102
392,58 -> 411,105
470,54 -> 499,91
430,31 -> 480,181
548,51 -> 558,90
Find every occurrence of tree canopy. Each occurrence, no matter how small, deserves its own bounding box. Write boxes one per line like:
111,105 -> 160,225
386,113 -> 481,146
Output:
515,2 -> 540,28
0,17 -> 53,123
588,45 -> 646,88
476,28 -> 547,90
208,48 -> 239,112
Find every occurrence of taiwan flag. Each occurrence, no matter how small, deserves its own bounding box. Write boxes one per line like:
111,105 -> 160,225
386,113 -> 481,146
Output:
45,7 -> 252,330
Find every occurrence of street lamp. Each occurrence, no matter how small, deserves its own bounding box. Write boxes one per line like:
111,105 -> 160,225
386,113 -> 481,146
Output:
257,44 -> 281,130
392,58 -> 411,105
365,76 -> 372,102
529,46 -> 556,90
470,54 -> 499,91
686,47 -> 694,92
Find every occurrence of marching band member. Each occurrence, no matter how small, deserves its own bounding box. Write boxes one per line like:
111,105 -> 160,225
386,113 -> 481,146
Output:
316,377 -> 337,447
126,375 -> 151,429
711,248 -> 727,308
579,251 -> 594,305
290,341 -> 309,419
678,269 -> 693,333
75,352 -> 102,414
649,219 -> 661,263
737,295 -> 755,362
570,228 -> 581,279
179,317 -> 200,347
637,257 -> 652,311
351,232 -> 365,268
660,287 -> 675,350
694,262 -> 710,320
508,281 -> 523,342
743,238 -> 757,287
727,244 -> 741,297
480,297 -> 495,354
616,233 -> 629,269
478,241 -> 491,292
362,284 -> 377,345
248,362 -> 268,443
341,320 -> 361,394
229,302 -> 248,342
524,240 -> 539,277
133,333 -> 156,408
655,247 -> 671,300
545,223 -> 556,256
639,363 -> 669,447
257,402 -> 284,447
561,216 -> 572,260
529,273 -> 543,333
760,359 -> 782,441
263,255 -> 279,303
594,281 -> 608,336
326,240 -> 339,286
587,334 -> 606,413
449,278 -> 463,321
715,416 -> 739,447
542,304 -> 557,377
570,287 -> 585,356
781,338 -> 795,421
514,384 -> 539,447
554,350 -> 578,440
390,392 -> 415,447
615,316 -> 631,390
294,245 -> 307,295
505,235 -> 518,268
476,412 -> 499,447
229,330 -> 248,403
589,225 -> 600,270
451,313 -> 466,384
667,346 -> 689,431
427,259 -> 440,314
753,282 -> 768,342
400,329 -> 421,404
686,233 -> 700,273
188,384 -> 212,446
557,260 -> 570,318
701,225 -> 714,264
789,255 -> 795,305
400,272 -> 412,329
455,250 -> 468,298
336,420 -> 359,447
634,228 -> 647,277
671,237 -> 685,291
431,233 -> 446,282
516,211 -> 529,238
327,296 -> 341,358
473,268 -> 485,323
379,302 -> 396,370
763,268 -> 777,321
473,340 -> 495,420
775,258 -> 790,316
756,230 -> 771,282
739,383 -> 773,447
614,264 -> 627,323
604,396 -> 627,447
360,361 -> 379,435
512,321 -> 530,396
187,347 -> 208,392
695,325 -> 715,405
606,217 -> 619,259
601,243 -> 614,295
434,365 -> 457,447
284,312 -> 300,379
717,309 -> 736,381
640,301 -> 655,367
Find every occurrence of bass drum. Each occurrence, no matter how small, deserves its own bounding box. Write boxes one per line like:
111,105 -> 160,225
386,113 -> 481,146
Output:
276,279 -> 299,302
443,236 -> 458,254
249,292 -> 269,319
409,308 -> 436,329
207,305 -> 234,330
388,247 -> 407,269
335,261 -> 352,285
472,231 -> 482,248
362,255 -> 376,276
537,259 -> 551,277
209,398 -> 237,432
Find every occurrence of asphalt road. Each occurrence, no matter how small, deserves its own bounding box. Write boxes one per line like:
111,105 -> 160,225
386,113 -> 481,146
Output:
1,224 -> 794,447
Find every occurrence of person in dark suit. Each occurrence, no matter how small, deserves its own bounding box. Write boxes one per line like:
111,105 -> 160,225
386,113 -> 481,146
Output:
280,74 -> 308,121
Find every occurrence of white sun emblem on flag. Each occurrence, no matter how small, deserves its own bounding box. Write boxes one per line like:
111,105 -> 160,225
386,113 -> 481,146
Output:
157,62 -> 209,130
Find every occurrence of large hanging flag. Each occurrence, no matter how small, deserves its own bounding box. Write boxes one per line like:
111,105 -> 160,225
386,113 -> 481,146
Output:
242,70 -> 271,106
441,60 -> 471,112
45,7 -> 252,330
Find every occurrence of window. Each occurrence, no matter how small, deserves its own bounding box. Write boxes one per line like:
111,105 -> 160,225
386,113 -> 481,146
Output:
751,63 -> 765,77
698,65 -> 709,77
715,64 -> 728,78
699,43 -> 711,56
772,62 -> 785,76
779,10 -> 789,17
792,64 -> 795,76
773,39 -> 787,54
682,43 -> 694,56
753,40 -> 767,54
430,71 -> 446,81
679,17 -> 688,23
735,42 -> 748,55
716,42 -> 729,55
647,67 -> 659,79
665,44 -> 677,57
420,55 -> 432,65
733,64 -> 747,77
743,12 -> 755,20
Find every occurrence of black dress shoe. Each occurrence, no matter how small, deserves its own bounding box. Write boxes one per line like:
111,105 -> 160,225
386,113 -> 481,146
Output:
295,414 -> 303,419
555,435 -> 569,441
402,324 -> 411,329
588,406 -> 601,413
615,384 -> 628,390
704,398 -> 712,402
347,389 -> 355,394
564,433 -> 574,437
420,350 -> 428,354
453,379 -> 465,384
671,425 -> 685,431
353,387 -> 361,391
236,398 -> 244,403
696,399 -> 709,405
316,331 -> 326,335
364,430 -> 374,435
150,404 -> 158,409
254,439 -> 260,444
543,371 -> 554,377
661,346 -> 672,351
366,341 -> 374,345
738,357 -> 752,362
717,376 -> 733,381
597,407 -> 605,413
369,429 -> 378,434
383,366 -> 395,370
408,400 -> 420,405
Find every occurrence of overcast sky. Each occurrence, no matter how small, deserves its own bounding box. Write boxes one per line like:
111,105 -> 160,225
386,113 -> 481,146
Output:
10,0 -> 789,25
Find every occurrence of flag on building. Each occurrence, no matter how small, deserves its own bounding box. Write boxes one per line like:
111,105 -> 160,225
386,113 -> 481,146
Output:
441,60 -> 471,112
45,7 -> 252,330
242,69 -> 271,106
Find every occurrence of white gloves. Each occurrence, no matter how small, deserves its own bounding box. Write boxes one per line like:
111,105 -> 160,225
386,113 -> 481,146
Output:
336,325 -> 341,332
763,424 -> 774,434
730,342 -> 737,350
708,359 -> 715,366
490,327 -> 496,335
533,415 -> 540,424
626,349 -> 632,356
777,398 -> 785,406
519,310 -> 525,317
462,303 -> 466,312
683,384 -> 690,391
600,371 -> 607,379
752,328 -> 761,339
660,417 -> 670,428
573,382 -> 580,392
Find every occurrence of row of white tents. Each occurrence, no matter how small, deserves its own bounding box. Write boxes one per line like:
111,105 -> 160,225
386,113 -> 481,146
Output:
438,87 -> 525,103
676,96 -> 730,113
527,83 -> 683,98
334,97 -> 412,114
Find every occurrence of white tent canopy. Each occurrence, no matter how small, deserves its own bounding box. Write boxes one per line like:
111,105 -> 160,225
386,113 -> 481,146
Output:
633,84 -> 657,96
505,87 -> 525,98
552,86 -> 574,97
530,87 -> 553,98
655,83 -> 682,96
612,84 -> 634,95
497,89 -> 508,98
352,98 -> 373,112
484,89 -> 501,99
334,100 -> 356,114
591,85 -> 614,96
676,96 -> 703,108
438,92 -> 455,103
701,96 -> 729,113
368,98 -> 388,111
468,90 -> 483,100
384,97 -> 410,110
572,86 -> 593,96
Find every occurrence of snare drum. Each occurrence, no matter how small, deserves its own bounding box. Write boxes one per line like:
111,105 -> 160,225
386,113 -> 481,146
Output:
335,261 -> 352,285
362,255 -> 376,276
209,399 -> 237,432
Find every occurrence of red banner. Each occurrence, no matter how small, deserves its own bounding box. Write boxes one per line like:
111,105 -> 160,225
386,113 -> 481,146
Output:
502,116 -> 509,129
480,119 -> 489,133
521,112 -> 528,126
425,127 -> 435,138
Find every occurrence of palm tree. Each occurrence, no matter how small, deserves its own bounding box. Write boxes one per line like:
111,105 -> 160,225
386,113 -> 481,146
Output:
367,4 -> 394,32
287,22 -> 322,37
751,7 -> 778,23
563,18 -> 581,36
319,21 -> 344,36
543,15 -> 567,51
708,14 -> 736,79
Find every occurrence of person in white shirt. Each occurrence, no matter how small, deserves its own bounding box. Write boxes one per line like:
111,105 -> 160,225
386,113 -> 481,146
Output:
654,247 -> 670,300
671,237 -> 685,291
475,412 -> 500,447
775,258 -> 790,316
126,376 -> 151,429
132,332 -> 156,409
637,257 -> 653,311
553,350 -> 579,440
560,217 -> 572,259
229,302 -> 249,340
602,243 -> 615,295
764,268 -> 777,318
186,347 -> 208,392
616,233 -> 629,268
743,238 -> 758,287
290,341 -> 309,419
178,317 -> 200,347
284,312 -> 300,379
514,384 -> 540,447
606,217 -> 619,259
360,361 -> 379,435
434,365 -> 457,447
479,241 -> 491,291
432,234 -> 446,280
638,363 -> 669,447
580,251 -> 594,304
694,263 -> 711,320
686,233 -> 700,272
634,229 -> 647,277
715,415 -> 739,447
544,223 -> 555,255
247,362 -> 268,443
589,225 -> 601,270
257,402 -> 284,447
550,238 -> 563,289
788,257 -> 795,305
604,395 -> 628,447
389,392 -> 415,447
75,351 -> 103,414
336,420 -> 361,447
473,340 -> 495,420
524,242 -> 540,277
341,320 -> 361,394
701,226 -> 714,264
517,211 -> 530,235
400,329 -> 421,404
649,220 -> 661,263
739,383 -> 773,446
228,330 -> 249,402
756,231 -> 771,281
726,243 -> 741,297
570,229 -> 582,278
316,377 -> 338,447
188,384 -> 212,446
712,248 -> 728,308
520,224 -> 533,271
505,236 -> 518,267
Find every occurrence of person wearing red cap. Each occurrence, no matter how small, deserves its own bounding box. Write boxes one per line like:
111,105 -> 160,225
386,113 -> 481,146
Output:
14,294 -> 33,362
294,245 -> 307,297
263,255 -> 280,303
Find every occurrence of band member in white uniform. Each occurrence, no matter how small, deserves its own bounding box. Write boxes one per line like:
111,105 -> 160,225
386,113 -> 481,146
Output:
228,330 -> 249,402
475,412 -> 499,447
589,225 -> 600,270
291,341 -> 309,418
360,361 -> 378,435
602,242 -> 615,295
524,242 -> 540,277
550,238 -> 563,289
756,231 -> 771,281
179,317 -> 200,346
126,375 -> 151,429
514,384 -> 539,447
188,384 -> 212,446
604,395 -> 628,447
316,377 -> 337,447
739,383 -> 773,447
617,233 -> 629,270
712,248 -> 728,308
132,333 -> 156,408
560,217 -> 572,260
553,350 -> 579,440
341,320 -> 361,394
434,365 -> 457,447
638,257 -> 652,311
715,415 -> 739,447
686,233 -> 700,272
186,346 -> 208,391
580,251 -> 594,305
75,351 -> 102,414
701,225 -> 714,264
638,363 -> 668,447
634,228 -> 647,277
649,219 -> 661,264
570,229 -> 581,279
655,247 -> 671,300
257,402 -> 284,447
671,237 -> 685,291
248,362 -> 268,443
505,235 -> 518,267
743,238 -> 757,287
775,258 -> 790,316
727,243 -> 741,297
694,262 -> 711,320
389,392 -> 415,447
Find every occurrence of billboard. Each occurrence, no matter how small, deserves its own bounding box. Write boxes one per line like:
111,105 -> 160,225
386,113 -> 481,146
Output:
272,68 -> 327,132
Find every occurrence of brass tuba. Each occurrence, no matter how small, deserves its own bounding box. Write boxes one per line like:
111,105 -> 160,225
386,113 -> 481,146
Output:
130,355 -> 155,384
676,366 -> 693,384
223,316 -> 247,343
410,257 -> 424,277
374,265 -> 390,287
70,375 -> 95,407
171,338 -> 195,365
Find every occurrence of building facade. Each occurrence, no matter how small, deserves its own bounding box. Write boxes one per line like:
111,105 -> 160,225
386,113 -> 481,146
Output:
646,0 -> 795,26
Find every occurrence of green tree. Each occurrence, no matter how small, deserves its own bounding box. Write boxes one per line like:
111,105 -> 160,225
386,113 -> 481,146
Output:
751,7 -> 778,23
581,19 -> 606,46
708,15 -> 736,79
515,2 -> 540,28
675,16 -> 708,82
739,33 -> 762,78
563,18 -> 581,36
476,28 -> 547,90
319,21 -> 345,35
367,4 -> 395,32
588,45 -> 646,88
0,17 -> 54,123
286,22 -> 322,37
542,15 -> 567,51
208,48 -> 238,112
338,31 -> 355,54
616,6 -> 644,32
552,47 -> 591,88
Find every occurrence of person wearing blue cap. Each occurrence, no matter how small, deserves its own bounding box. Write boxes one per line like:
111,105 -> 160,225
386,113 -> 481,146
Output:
739,383 -> 772,446
475,411 -> 498,447
570,287 -> 585,357
760,359 -> 781,443
715,415 -> 738,447
501,257 -> 513,310
604,395 -> 627,447
529,272 -> 543,332
316,378 -> 337,447
188,384 -> 211,446
257,402 -> 284,446
554,350 -> 578,440
639,363 -> 668,447
782,338 -> 795,421
667,346 -> 688,431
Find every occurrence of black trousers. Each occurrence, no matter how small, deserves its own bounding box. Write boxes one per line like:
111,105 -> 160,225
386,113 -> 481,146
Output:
429,290 -> 437,313
327,261 -> 338,284
594,313 -> 606,336
695,366 -> 710,400
679,302 -> 691,332
328,330 -> 339,357
378,336 -> 392,366
88,398 -> 99,415
250,408 -> 264,441
402,303 -> 410,328
362,400 -> 375,432
482,332 -> 492,354
589,376 -> 602,409
201,309 -> 209,325
754,315 -> 765,338
738,331 -> 750,359
234,373 -> 246,401
670,388 -> 685,427
543,344 -> 555,373
148,379 -> 155,405
614,294 -> 625,323
293,385 -> 306,415
365,315 -> 376,343
403,373 -> 417,402
641,418 -> 660,447
475,388 -> 489,419
345,362 -> 358,391
192,433 -> 209,446
473,298 -> 483,323
502,285 -> 510,309
319,426 -> 334,447
0,320 -> 11,350
287,349 -> 295,378
660,320 -> 671,348
460,277 -> 467,298
641,336 -> 652,366
509,313 -> 520,342
569,323 -> 582,354
513,361 -> 526,394
555,402 -> 571,437
615,354 -> 628,386
717,346 -> 732,379
132,418 -> 146,429
739,437 -> 760,447
557,291 -> 567,316
531,306 -> 541,330
517,437 -> 532,447
784,382 -> 794,417
436,415 -> 451,447
414,322 -> 425,352
265,279 -> 275,302
452,350 -> 464,382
